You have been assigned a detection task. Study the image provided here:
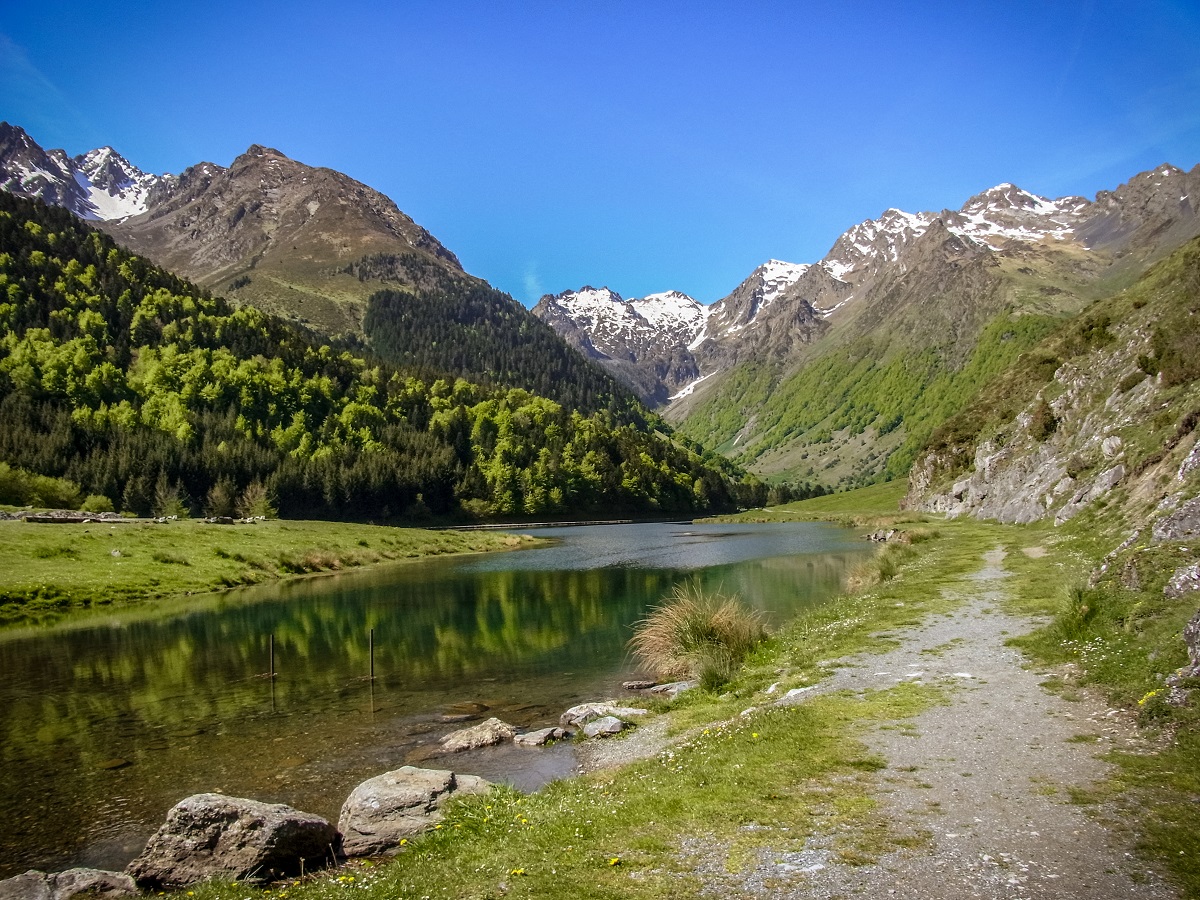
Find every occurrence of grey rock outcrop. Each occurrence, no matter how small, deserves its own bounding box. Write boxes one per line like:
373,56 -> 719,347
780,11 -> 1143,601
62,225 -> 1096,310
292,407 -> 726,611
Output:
1166,606 -> 1200,705
513,727 -> 570,747
1164,564 -> 1200,600
439,717 -> 515,752
338,767 -> 491,857
559,702 -> 647,729
1152,497 -> 1200,544
125,793 -> 337,888
582,716 -> 626,738
0,869 -> 137,900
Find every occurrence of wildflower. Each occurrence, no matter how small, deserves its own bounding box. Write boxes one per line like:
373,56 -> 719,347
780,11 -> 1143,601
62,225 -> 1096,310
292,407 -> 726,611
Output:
509,868 -> 526,876
608,856 -> 621,866
399,838 -> 408,846
1138,689 -> 1161,706
752,732 -> 759,739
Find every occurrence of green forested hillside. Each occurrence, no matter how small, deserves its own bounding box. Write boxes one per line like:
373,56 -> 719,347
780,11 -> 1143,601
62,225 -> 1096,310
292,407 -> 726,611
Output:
0,193 -> 753,520
363,275 -> 640,419
679,312 -> 1063,489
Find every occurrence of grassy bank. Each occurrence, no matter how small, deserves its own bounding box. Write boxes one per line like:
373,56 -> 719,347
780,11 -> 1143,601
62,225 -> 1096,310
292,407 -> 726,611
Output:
0,518 -> 537,621
700,479 -> 911,525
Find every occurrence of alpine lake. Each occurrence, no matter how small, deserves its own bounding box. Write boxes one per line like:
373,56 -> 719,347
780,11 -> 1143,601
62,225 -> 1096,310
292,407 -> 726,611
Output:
0,520 -> 874,877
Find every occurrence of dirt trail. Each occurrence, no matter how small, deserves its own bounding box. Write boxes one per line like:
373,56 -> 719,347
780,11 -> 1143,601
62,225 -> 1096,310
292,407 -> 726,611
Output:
702,548 -> 1178,899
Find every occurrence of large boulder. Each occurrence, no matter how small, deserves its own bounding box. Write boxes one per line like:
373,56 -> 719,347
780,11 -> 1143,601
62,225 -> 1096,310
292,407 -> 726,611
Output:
338,767 -> 492,857
513,727 -> 570,747
125,793 -> 337,888
582,716 -> 625,738
0,869 -> 137,900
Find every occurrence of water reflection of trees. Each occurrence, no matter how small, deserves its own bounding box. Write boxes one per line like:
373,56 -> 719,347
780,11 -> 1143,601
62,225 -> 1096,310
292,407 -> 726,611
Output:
0,549 -> 867,876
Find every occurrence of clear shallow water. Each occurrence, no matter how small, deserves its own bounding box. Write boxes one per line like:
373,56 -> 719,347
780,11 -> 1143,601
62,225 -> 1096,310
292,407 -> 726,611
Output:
0,521 -> 871,877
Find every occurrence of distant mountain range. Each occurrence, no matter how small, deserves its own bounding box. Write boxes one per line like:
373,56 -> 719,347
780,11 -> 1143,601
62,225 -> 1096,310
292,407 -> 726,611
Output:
5,119 -> 1197,493
534,167 -> 1200,407
533,161 -> 1200,486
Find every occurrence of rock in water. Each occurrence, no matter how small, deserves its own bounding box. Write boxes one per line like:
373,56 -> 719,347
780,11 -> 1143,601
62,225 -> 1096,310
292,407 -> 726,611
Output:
0,869 -> 137,900
439,717 -> 515,752
513,727 -> 570,747
125,793 -> 337,888
338,767 -> 492,857
560,702 -> 647,728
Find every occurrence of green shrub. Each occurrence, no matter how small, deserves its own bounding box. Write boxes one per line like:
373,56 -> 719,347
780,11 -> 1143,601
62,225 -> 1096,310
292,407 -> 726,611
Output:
1029,399 -> 1058,442
236,479 -> 277,519
80,494 -> 115,513
628,583 -> 766,689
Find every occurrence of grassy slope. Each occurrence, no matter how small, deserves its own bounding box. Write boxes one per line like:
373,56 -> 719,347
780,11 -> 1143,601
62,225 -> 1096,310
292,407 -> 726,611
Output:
680,312 -> 1064,489
0,519 -> 535,621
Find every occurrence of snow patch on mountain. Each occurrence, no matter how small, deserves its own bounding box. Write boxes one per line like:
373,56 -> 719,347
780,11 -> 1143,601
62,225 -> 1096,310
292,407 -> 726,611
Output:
74,146 -> 160,220
670,371 -> 715,400
946,183 -> 1088,248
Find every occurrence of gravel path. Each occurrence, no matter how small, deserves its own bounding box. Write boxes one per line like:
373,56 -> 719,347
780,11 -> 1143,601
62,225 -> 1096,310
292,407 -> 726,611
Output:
696,548 -> 1178,899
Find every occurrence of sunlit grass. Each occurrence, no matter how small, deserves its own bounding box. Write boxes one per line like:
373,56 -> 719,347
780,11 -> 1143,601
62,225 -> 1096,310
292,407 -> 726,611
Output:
0,520 -> 538,622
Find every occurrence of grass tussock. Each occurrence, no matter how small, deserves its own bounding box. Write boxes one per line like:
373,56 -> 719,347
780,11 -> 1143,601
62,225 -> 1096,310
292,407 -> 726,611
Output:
629,583 -> 766,690
846,543 -> 918,593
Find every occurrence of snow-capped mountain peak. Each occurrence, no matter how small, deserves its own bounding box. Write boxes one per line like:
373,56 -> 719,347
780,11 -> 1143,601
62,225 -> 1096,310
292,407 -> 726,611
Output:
0,123 -> 165,222
73,145 -> 160,220
822,208 -> 935,281
947,182 -> 1086,247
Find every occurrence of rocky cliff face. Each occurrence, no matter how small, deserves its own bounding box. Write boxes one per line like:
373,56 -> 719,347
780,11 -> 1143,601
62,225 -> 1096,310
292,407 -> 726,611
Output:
905,236 -> 1200,529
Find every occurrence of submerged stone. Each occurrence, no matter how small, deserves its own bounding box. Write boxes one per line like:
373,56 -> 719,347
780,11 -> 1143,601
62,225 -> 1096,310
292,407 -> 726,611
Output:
439,717 -> 516,752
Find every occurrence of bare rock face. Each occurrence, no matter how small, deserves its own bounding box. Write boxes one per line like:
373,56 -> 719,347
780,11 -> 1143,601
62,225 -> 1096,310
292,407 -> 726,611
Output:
338,767 -> 492,858
125,793 -> 337,888
0,869 -> 137,900
439,717 -> 515,752
1166,605 -> 1200,705
1153,497 -> 1200,544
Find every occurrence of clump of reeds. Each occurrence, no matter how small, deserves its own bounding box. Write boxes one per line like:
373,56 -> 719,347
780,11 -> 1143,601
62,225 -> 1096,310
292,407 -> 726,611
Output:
628,583 -> 767,691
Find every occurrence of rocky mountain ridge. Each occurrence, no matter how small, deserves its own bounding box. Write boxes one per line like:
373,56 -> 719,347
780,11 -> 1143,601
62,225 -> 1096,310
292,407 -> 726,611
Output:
534,164 -> 1200,421
0,122 -> 166,221
0,124 -> 468,338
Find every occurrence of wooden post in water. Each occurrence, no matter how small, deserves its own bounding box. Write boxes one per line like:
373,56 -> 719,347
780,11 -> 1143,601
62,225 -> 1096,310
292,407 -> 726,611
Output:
369,628 -> 375,681
269,633 -> 276,679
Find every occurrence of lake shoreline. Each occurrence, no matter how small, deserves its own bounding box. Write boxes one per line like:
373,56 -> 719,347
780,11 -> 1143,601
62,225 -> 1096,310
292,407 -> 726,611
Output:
0,518 -> 545,624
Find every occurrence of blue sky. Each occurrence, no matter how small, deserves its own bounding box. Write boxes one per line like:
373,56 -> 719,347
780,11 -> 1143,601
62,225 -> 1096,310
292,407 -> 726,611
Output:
3,1 -> 1199,305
